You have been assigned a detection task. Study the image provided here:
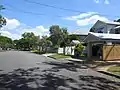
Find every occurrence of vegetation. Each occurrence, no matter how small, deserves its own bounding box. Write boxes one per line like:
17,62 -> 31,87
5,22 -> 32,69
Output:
74,43 -> 85,57
49,25 -> 70,54
69,34 -> 80,42
0,36 -> 13,50
49,54 -> 72,59
107,66 -> 120,75
0,6 -> 83,54
31,50 -> 46,54
13,32 -> 40,51
0,5 -> 6,28
0,6 -> 84,55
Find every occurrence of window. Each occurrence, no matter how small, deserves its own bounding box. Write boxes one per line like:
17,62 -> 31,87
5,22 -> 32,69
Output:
115,30 -> 120,34
97,27 -> 104,33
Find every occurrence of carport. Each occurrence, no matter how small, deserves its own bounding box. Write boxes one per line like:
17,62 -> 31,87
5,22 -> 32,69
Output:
84,32 -> 120,60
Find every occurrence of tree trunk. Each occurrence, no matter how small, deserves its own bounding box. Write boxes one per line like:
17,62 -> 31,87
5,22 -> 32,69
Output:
63,46 -> 66,55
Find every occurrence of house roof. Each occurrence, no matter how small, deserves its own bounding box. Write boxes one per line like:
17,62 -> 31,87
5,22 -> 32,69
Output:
99,20 -> 120,25
70,40 -> 80,45
84,32 -> 120,42
69,30 -> 88,35
114,26 -> 120,29
105,21 -> 120,25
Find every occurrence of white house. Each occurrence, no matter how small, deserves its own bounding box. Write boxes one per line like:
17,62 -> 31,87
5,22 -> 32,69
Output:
84,20 -> 120,59
90,20 -> 120,34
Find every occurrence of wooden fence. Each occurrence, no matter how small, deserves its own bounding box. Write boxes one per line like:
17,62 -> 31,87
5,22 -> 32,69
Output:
103,45 -> 120,60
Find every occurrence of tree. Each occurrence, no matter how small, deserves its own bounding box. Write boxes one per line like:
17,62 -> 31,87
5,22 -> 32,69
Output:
74,44 -> 84,57
69,34 -> 80,42
14,32 -> 40,51
0,35 -> 13,50
49,25 -> 62,48
49,25 -> 70,55
39,36 -> 52,52
0,5 -> 6,28
59,28 -> 70,55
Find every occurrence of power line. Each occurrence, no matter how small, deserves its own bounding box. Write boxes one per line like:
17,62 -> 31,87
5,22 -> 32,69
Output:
24,0 -> 120,18
24,0 -> 82,13
3,4 -> 80,28
4,4 -> 65,18
2,3 -> 120,29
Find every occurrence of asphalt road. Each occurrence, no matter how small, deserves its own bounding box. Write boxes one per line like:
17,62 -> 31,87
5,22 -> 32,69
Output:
0,51 -> 120,90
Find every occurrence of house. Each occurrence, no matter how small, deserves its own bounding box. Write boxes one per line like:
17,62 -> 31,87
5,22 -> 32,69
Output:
69,31 -> 88,42
90,20 -> 120,34
84,20 -> 120,60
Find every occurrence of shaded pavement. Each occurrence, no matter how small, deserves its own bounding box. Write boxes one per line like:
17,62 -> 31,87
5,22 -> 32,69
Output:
0,51 -> 120,90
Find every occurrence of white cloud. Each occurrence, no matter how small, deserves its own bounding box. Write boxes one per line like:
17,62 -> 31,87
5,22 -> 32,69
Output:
0,31 -> 21,40
1,18 -> 49,39
36,26 -> 49,33
65,12 -> 97,20
76,15 -> 109,26
94,0 -> 100,3
64,12 -> 110,26
2,18 -> 20,30
104,0 -> 110,4
22,25 -> 49,37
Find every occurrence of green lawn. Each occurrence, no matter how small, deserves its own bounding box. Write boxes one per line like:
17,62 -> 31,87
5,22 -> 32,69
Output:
49,54 -> 72,59
107,66 -> 120,75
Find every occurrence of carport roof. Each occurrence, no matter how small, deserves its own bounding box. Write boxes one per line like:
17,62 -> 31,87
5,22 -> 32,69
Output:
84,32 -> 120,42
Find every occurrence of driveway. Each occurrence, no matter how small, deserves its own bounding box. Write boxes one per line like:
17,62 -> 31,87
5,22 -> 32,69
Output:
0,51 -> 120,90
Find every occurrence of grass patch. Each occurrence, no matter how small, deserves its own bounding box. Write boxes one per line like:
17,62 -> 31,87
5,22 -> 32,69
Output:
107,66 -> 120,75
49,54 -> 72,59
31,50 -> 46,54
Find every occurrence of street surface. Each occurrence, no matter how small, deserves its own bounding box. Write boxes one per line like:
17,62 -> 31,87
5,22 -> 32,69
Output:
0,51 -> 120,90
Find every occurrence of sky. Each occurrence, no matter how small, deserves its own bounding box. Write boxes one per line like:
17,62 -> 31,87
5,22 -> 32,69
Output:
0,0 -> 120,39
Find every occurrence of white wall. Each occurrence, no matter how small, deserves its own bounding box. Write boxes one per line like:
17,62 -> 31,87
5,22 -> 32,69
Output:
58,46 -> 75,55
58,48 -> 63,54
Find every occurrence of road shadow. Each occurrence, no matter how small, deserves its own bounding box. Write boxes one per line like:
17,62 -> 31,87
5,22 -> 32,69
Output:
0,67 -> 78,90
79,75 -> 120,90
0,65 -> 120,90
43,62 -> 88,72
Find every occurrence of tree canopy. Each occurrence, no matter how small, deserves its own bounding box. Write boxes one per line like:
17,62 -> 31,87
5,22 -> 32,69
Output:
49,25 -> 70,48
0,35 -> 13,50
0,5 -> 6,28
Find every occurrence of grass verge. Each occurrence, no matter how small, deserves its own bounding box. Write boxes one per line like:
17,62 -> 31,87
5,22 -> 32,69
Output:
31,50 -> 46,54
107,66 -> 120,75
48,54 -> 72,59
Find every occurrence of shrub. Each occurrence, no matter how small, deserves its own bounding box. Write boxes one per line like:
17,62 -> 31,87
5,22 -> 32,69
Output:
74,44 -> 85,57
32,50 -> 46,54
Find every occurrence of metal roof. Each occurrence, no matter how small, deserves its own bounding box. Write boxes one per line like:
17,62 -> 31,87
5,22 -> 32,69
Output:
90,32 -> 120,39
69,30 -> 88,35
84,32 -> 120,42
70,40 -> 80,45
99,20 -> 120,25
114,26 -> 120,29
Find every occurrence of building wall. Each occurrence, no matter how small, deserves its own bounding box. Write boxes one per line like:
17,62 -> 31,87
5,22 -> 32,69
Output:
107,24 -> 116,34
91,21 -> 106,33
58,46 -> 75,55
91,21 -> 118,34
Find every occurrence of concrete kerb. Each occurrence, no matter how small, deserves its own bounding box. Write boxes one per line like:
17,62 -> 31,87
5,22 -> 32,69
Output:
87,65 -> 120,79
44,53 -> 120,79
98,71 -> 120,79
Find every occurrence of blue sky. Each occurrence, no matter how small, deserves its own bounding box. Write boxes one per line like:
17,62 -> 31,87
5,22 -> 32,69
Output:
0,0 -> 120,39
